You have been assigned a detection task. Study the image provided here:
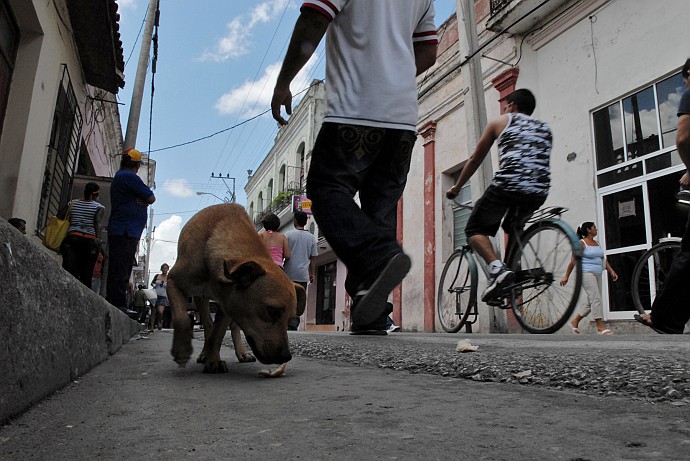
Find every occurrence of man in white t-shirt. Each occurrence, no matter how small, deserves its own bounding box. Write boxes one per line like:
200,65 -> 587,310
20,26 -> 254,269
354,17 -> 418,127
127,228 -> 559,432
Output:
283,211 -> 319,330
271,0 -> 438,333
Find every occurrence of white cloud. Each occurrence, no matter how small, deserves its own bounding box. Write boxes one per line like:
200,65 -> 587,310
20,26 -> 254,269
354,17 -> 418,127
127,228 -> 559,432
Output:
200,0 -> 291,62
215,54 -> 318,117
117,0 -> 137,9
149,215 -> 182,281
162,179 -> 195,198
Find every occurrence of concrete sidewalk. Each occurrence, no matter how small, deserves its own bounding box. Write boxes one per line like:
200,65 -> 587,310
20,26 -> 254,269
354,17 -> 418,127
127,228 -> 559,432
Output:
1,330 -> 688,460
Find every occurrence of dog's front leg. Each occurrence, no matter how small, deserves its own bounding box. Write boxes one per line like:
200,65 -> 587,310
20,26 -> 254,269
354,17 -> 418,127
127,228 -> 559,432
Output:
230,320 -> 256,363
201,309 -> 231,373
167,277 -> 193,366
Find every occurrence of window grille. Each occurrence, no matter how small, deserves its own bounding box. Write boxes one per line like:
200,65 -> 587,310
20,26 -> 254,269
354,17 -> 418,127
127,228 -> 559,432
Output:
37,65 -> 83,235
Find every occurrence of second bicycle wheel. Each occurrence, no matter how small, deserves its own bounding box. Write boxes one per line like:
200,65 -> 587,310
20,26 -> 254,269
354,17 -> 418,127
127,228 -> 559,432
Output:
631,240 -> 681,314
437,248 -> 477,333
507,221 -> 582,334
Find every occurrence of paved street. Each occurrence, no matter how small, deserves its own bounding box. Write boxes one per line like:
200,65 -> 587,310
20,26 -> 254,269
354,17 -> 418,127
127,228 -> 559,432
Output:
0,329 -> 688,460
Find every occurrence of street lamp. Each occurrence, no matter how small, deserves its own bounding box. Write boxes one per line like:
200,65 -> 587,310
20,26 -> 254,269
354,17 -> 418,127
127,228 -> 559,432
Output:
196,191 -> 228,202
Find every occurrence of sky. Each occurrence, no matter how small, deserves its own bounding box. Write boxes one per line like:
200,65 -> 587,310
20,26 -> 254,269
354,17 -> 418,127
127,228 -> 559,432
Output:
115,0 -> 458,282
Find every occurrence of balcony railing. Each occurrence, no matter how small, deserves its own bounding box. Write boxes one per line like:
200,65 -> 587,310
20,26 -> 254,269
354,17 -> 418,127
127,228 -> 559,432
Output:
252,185 -> 307,229
490,0 -> 511,17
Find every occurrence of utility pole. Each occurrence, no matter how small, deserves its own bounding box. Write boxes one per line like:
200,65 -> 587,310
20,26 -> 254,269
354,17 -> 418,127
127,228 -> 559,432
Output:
143,208 -> 154,286
210,173 -> 236,203
124,0 -> 159,150
456,0 -> 506,333
456,0 -> 492,189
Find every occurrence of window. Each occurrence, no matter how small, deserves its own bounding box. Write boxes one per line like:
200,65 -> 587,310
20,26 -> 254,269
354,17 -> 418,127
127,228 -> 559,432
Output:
278,164 -> 286,193
592,71 -> 684,185
38,66 -> 83,235
593,71 -> 687,317
452,182 -> 472,249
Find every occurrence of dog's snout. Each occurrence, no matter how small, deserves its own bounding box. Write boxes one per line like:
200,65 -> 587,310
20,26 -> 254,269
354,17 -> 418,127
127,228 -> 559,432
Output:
277,350 -> 292,364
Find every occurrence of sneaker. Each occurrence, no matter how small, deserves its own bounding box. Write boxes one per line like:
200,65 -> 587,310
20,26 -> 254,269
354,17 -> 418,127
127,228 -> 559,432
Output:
481,267 -> 515,302
350,302 -> 392,335
351,253 -> 411,327
387,324 -> 401,333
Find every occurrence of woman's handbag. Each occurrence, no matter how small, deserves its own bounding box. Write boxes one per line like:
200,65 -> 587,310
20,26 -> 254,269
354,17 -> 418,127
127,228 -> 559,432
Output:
42,200 -> 74,252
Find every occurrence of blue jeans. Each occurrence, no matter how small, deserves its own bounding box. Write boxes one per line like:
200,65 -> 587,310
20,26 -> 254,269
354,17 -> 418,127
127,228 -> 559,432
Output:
306,123 -> 417,296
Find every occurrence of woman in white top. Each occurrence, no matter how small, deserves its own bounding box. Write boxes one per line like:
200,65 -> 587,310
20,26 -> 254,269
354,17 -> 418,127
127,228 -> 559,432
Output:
561,222 -> 618,334
150,263 -> 170,331
60,182 -> 105,288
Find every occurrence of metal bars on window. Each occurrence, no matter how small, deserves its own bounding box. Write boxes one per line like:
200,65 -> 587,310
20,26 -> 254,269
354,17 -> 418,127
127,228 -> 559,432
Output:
37,65 -> 83,235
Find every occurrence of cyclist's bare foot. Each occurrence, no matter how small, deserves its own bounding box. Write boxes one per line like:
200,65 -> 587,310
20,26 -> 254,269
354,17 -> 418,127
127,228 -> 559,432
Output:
569,320 -> 580,334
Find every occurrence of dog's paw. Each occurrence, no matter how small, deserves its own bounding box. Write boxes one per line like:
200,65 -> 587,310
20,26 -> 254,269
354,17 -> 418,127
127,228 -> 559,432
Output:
236,352 -> 256,363
203,360 -> 228,374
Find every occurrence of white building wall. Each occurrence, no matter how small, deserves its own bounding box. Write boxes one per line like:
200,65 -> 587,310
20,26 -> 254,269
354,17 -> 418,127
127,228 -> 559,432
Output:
403,0 -> 690,333
1,0 -> 123,239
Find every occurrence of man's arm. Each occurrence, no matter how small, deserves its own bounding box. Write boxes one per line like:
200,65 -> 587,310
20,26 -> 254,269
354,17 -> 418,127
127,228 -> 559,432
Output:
271,9 -> 329,125
414,42 -> 437,76
446,116 -> 507,199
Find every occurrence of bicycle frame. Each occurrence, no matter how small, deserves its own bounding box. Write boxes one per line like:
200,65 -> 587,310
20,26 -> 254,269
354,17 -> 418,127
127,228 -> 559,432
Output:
444,205 -> 581,331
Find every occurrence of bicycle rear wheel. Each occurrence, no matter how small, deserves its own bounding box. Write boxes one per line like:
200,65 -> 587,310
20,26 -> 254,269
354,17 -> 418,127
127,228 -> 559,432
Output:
631,241 -> 682,314
507,221 -> 582,334
437,248 -> 477,333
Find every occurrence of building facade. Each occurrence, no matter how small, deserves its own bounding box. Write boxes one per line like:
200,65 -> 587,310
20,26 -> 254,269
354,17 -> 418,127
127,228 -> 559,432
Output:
402,0 -> 689,333
0,0 -> 126,244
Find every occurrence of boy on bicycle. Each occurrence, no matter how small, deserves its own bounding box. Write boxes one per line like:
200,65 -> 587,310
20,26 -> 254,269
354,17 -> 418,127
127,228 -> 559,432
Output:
446,89 -> 553,301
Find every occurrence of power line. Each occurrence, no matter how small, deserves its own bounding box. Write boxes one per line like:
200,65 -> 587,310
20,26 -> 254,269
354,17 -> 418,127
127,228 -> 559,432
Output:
144,81 -> 321,154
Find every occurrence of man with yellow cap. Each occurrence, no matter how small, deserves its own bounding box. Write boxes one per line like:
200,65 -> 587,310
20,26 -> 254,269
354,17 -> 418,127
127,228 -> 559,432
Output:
106,148 -> 156,314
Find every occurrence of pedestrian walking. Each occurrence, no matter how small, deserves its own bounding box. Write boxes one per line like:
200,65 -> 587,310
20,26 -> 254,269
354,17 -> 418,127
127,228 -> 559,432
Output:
260,213 -> 290,267
635,58 -> 690,334
271,0 -> 438,333
151,263 -> 171,331
561,222 -> 618,335
60,182 -> 105,289
105,148 -> 155,315
283,211 -> 318,330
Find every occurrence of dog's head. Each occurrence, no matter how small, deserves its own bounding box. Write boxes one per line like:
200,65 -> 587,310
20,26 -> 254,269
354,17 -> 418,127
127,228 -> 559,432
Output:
219,258 -> 306,364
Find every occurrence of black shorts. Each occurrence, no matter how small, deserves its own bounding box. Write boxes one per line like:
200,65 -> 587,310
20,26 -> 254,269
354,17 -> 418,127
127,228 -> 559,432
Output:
465,185 -> 547,238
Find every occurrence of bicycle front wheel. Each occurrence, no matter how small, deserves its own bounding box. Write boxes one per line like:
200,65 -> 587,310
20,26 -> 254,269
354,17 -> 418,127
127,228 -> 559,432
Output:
631,241 -> 682,314
437,248 -> 477,333
507,221 -> 582,334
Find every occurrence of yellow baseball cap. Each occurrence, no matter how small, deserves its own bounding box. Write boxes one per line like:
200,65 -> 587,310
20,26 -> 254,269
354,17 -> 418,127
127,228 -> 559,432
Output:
124,148 -> 142,162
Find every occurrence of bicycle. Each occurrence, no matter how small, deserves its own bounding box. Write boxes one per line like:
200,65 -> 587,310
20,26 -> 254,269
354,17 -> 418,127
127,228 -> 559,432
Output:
437,206 -> 583,334
630,190 -> 689,313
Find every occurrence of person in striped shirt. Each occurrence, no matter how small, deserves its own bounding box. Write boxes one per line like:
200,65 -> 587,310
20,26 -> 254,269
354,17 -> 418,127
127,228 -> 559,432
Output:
61,182 -> 105,288
271,0 -> 438,334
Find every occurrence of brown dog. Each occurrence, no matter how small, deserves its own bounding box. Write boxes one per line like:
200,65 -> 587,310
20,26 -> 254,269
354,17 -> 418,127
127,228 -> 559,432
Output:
167,203 -> 306,372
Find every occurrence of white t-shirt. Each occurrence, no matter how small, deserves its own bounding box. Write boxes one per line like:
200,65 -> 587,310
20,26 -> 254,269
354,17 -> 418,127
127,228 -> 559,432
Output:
283,228 -> 319,283
302,0 -> 438,131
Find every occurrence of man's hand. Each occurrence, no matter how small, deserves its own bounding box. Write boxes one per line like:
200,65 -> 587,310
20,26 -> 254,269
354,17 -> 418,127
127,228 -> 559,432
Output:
446,185 -> 460,200
271,84 -> 292,126
680,171 -> 689,188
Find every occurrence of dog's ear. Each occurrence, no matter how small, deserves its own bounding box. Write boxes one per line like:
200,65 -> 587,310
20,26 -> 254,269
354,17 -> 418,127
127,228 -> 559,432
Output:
293,283 -> 306,316
223,259 -> 266,289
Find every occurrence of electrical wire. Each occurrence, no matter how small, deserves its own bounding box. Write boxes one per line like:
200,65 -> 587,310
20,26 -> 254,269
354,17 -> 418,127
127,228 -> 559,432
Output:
144,82 -> 320,154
